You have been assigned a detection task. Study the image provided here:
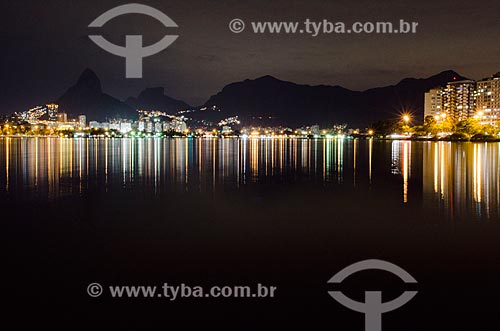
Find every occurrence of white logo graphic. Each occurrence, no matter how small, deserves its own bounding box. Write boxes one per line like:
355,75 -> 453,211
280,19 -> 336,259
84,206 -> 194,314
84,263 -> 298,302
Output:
328,260 -> 418,331
88,3 -> 178,78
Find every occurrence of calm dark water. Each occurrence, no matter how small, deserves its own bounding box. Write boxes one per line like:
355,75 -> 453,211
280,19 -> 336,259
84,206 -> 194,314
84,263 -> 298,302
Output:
2,137 -> 500,329
1,137 -> 499,220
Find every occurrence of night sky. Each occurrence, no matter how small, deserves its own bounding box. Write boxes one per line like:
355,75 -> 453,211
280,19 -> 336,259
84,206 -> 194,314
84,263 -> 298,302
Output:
1,0 -> 499,113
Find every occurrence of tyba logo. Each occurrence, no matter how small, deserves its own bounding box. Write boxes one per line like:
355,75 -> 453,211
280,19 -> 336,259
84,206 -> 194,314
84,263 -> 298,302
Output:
88,3 -> 178,78
328,260 -> 418,331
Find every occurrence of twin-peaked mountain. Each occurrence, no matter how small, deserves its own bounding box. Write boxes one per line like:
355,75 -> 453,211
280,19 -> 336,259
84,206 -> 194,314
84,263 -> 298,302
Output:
57,69 -> 467,126
57,70 -> 190,121
57,69 -> 136,121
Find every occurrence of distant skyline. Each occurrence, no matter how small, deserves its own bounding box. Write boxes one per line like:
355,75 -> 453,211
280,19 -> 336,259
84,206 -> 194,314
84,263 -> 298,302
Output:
1,0 -> 499,113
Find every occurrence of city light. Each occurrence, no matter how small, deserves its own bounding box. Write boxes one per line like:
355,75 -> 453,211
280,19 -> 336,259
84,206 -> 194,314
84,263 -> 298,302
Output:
2,72 -> 500,141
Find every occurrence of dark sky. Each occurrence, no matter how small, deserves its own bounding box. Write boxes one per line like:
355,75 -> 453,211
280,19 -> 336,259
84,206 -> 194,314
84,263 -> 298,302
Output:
1,0 -> 499,113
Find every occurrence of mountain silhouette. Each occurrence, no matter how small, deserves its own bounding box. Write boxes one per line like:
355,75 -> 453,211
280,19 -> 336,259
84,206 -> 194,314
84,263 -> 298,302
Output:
125,87 -> 191,113
57,69 -> 136,121
203,70 -> 468,127
57,69 -> 469,126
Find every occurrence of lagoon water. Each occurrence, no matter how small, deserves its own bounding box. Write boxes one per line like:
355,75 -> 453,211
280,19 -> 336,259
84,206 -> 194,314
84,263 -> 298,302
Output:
2,137 -> 500,329
1,137 -> 499,220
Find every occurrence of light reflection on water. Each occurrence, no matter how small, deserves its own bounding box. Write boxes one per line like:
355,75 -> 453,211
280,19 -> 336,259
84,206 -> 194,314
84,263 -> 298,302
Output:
422,141 -> 500,220
0,137 -> 499,220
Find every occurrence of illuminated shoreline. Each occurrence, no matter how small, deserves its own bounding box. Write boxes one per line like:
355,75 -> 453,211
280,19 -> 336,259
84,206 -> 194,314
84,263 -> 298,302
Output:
1,134 -> 500,142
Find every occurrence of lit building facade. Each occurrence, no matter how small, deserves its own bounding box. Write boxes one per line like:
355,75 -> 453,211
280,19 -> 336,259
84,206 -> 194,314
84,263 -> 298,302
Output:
137,120 -> 146,132
424,73 -> 500,125
424,88 -> 443,120
441,80 -> 477,121
146,121 -> 154,133
476,73 -> 500,126
171,119 -> 187,133
57,112 -> 68,123
154,122 -> 163,133
425,80 -> 476,122
120,122 -> 132,133
46,104 -> 59,121
78,115 -> 87,128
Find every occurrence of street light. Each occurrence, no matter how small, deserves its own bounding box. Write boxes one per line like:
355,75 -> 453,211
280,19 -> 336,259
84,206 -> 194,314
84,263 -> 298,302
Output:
402,114 -> 411,124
